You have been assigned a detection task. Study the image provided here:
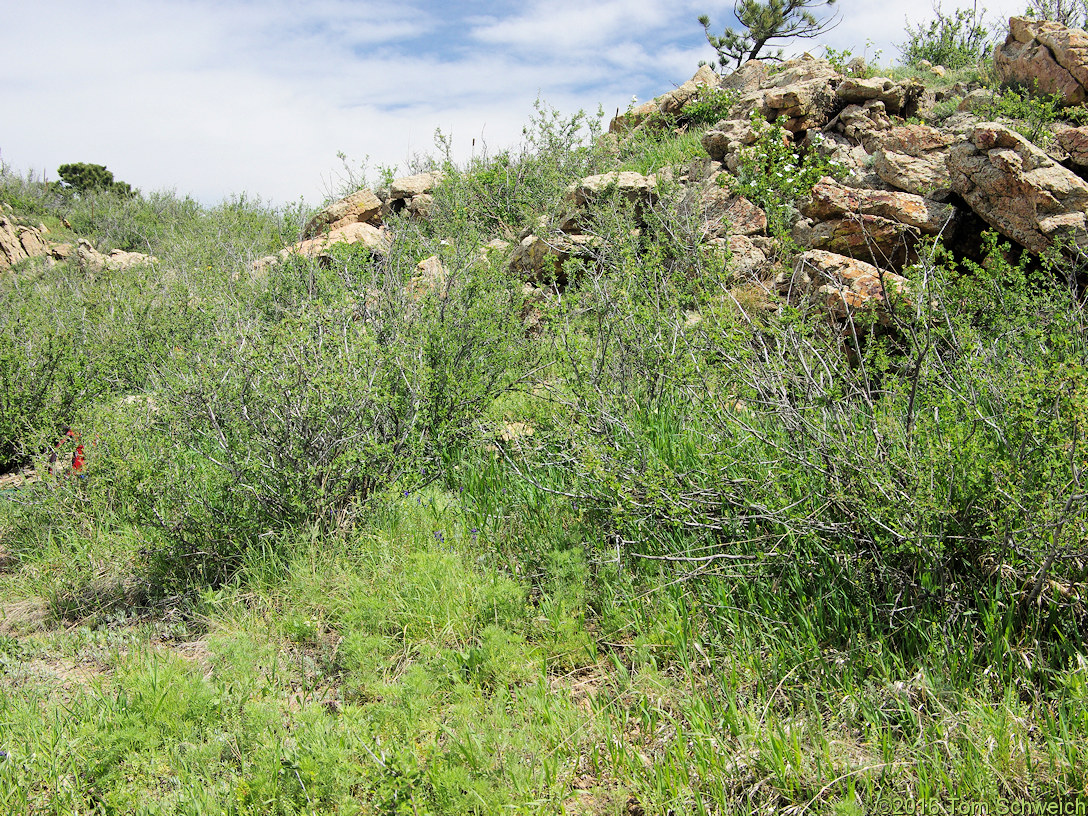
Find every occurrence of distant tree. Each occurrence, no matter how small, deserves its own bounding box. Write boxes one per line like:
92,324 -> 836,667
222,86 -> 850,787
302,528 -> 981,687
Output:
56,162 -> 134,197
898,2 -> 990,69
699,0 -> 840,71
1025,0 -> 1088,28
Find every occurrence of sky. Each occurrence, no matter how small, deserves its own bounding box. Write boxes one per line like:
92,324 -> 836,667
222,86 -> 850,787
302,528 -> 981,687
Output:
1,0 -> 1032,207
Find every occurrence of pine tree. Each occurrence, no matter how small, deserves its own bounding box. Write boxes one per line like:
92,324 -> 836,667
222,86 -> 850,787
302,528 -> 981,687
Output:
699,0 -> 839,70
56,162 -> 134,197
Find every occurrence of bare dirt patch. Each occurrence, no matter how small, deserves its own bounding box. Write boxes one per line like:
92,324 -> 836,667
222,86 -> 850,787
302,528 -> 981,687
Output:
21,655 -> 107,690
160,638 -> 215,680
0,597 -> 52,635
0,465 -> 37,491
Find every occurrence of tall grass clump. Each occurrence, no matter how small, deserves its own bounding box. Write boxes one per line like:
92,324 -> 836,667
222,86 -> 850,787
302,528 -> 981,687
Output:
425,101 -> 607,242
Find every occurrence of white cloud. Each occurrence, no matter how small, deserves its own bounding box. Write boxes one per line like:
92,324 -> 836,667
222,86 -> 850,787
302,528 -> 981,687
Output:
0,0 -> 1052,206
471,0 -> 667,52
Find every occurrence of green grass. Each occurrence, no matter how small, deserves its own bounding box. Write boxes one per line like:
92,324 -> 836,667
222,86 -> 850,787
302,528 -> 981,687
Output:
616,128 -> 710,176
1,487 -> 1086,812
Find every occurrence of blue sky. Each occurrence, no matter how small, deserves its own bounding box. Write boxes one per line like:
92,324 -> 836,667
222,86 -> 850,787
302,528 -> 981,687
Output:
2,0 -> 1030,206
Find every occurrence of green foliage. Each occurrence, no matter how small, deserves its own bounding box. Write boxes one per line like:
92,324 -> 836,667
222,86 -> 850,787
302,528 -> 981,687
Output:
534,225 -> 1088,674
130,236 -> 530,588
822,45 -> 856,73
428,101 -> 605,240
898,2 -> 990,70
615,128 -> 709,175
610,88 -> 737,176
0,163 -> 62,215
677,86 -> 739,126
56,161 -> 134,198
823,40 -> 883,75
0,261 -> 195,472
2,79 -> 1088,815
732,115 -> 844,236
698,0 -> 839,69
983,81 -> 1088,142
1025,0 -> 1088,27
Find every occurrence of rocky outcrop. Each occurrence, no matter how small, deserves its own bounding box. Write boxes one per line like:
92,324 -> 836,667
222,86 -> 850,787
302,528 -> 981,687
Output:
507,231 -> 601,286
870,125 -> 956,199
565,171 -> 659,208
2,215 -> 152,272
0,216 -> 51,269
792,178 -> 953,270
995,17 -> 1088,106
260,222 -> 390,271
406,255 -> 448,300
836,76 -> 924,117
718,234 -> 768,277
717,56 -> 924,139
609,65 -> 720,133
258,174 -> 442,270
303,189 -> 382,239
702,118 -> 762,166
948,122 -> 1088,254
1054,123 -> 1088,167
702,59 -> 926,178
833,100 -> 894,143
801,177 -> 953,232
76,239 -> 156,273
736,55 -> 842,133
250,17 -> 1088,319
301,172 -> 444,242
778,249 -> 910,322
700,189 -> 767,238
379,171 -> 444,217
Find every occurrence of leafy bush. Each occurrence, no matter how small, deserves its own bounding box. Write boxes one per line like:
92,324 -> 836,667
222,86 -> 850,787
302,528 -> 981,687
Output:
428,102 -> 605,240
678,87 -> 739,126
0,259 -> 194,471
822,43 -> 883,75
0,163 -> 64,216
521,212 -> 1088,668
1025,0 -> 1088,27
899,3 -> 990,69
982,82 -> 1088,142
0,295 -> 89,470
731,115 -> 844,236
131,239 -> 531,588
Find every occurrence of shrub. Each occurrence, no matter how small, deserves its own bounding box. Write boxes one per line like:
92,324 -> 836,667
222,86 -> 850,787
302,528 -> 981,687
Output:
678,87 -> 740,126
1025,0 -> 1088,27
0,163 -> 64,216
520,218 -> 1088,666
982,81 -> 1088,143
0,258 -> 192,471
428,102 -> 605,240
0,297 -> 89,470
731,115 -> 844,236
898,3 -> 990,70
132,238 -> 531,587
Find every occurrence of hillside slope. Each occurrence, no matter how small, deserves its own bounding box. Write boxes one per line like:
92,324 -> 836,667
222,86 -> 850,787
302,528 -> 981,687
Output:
0,16 -> 1086,815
